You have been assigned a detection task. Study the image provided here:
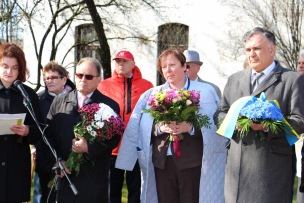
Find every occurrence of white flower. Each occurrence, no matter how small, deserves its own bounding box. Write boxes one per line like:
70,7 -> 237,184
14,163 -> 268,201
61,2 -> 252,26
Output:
96,103 -> 117,120
87,125 -> 93,132
186,100 -> 192,105
172,98 -> 178,103
90,130 -> 97,137
95,121 -> 105,129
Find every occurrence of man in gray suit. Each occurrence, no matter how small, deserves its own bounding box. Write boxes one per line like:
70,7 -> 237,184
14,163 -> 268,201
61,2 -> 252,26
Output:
183,50 -> 221,98
215,27 -> 304,203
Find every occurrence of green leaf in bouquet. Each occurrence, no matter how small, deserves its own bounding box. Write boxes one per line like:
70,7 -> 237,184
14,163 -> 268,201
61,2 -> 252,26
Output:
181,106 -> 198,120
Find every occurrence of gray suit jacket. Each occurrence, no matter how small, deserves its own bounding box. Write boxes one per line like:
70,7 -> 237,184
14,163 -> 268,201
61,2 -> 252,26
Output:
215,61 -> 304,203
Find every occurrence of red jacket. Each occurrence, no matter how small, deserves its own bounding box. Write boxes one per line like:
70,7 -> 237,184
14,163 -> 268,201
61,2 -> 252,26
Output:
97,66 -> 153,155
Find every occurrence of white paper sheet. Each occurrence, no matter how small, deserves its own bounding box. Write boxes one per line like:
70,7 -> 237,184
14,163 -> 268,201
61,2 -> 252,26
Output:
0,113 -> 26,135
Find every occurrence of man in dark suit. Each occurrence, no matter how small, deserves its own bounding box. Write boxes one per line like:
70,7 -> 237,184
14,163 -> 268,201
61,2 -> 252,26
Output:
46,57 -> 120,203
214,27 -> 304,203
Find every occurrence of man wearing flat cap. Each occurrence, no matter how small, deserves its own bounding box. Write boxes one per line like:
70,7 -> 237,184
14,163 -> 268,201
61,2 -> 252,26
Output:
98,50 -> 153,203
184,50 -> 221,98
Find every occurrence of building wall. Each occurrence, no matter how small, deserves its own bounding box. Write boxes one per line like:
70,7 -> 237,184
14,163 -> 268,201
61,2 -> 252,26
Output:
23,0 -> 246,92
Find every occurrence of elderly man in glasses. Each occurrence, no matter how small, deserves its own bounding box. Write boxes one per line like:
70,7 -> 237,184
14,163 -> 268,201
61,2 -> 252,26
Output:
44,57 -> 121,203
184,50 -> 221,99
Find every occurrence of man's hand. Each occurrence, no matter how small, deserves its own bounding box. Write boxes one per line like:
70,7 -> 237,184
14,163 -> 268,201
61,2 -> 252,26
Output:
72,135 -> 88,153
250,123 -> 268,131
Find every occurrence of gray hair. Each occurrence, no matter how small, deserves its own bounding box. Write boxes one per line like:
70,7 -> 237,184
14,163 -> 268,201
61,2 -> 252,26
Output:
299,49 -> 304,58
243,27 -> 276,45
76,57 -> 103,76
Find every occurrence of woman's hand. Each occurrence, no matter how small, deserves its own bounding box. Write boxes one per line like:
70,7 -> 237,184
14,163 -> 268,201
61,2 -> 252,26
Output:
159,121 -> 193,134
10,124 -> 29,136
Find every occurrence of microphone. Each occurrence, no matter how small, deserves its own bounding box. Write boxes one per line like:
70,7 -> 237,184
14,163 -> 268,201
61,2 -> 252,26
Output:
13,80 -> 31,104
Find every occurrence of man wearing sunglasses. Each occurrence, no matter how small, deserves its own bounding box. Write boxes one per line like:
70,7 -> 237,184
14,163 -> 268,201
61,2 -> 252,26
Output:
184,50 -> 221,99
98,50 -> 153,203
45,57 -> 121,203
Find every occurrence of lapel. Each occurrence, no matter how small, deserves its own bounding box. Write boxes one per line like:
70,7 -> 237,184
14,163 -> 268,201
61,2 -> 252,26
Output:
239,68 -> 252,96
86,90 -> 100,105
252,61 -> 282,97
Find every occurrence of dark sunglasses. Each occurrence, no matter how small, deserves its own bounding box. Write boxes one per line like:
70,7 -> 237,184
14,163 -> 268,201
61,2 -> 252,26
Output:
44,76 -> 63,81
75,73 -> 98,80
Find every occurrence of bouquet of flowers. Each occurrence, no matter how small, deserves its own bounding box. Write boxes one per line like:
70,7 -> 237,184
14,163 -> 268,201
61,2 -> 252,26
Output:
236,92 -> 284,142
66,103 -> 124,175
143,89 -> 211,157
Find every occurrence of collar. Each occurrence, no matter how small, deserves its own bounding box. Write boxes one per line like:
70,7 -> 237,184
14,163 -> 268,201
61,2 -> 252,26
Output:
162,76 -> 190,90
77,91 -> 93,100
251,61 -> 276,77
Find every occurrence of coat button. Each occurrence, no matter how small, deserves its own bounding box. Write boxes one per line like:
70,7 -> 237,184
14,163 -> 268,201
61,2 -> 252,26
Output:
242,141 -> 248,146
3,136 -> 8,141
1,162 -> 5,166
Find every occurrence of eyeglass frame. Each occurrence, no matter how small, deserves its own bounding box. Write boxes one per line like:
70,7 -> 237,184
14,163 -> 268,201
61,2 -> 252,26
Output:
75,73 -> 99,80
44,76 -> 64,81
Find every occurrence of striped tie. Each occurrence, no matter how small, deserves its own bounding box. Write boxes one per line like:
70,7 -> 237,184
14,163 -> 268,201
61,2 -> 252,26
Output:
251,72 -> 264,93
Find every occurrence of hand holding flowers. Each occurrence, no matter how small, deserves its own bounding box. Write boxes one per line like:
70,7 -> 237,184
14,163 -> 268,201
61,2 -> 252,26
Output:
236,92 -> 285,142
143,89 -> 211,157
66,103 -> 124,175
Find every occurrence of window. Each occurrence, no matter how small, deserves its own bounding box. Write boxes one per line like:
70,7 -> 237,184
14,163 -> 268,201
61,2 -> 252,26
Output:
75,24 -> 101,62
157,23 -> 189,85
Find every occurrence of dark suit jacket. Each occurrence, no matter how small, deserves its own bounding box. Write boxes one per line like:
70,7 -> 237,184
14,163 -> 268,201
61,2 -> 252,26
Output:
151,123 -> 203,171
215,61 -> 304,203
46,89 -> 120,203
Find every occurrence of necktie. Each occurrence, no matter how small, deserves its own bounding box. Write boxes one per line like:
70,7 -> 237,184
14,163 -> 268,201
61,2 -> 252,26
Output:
251,72 -> 264,93
80,96 -> 88,108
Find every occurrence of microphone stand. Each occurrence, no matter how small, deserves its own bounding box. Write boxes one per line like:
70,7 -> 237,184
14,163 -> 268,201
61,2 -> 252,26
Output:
21,98 -> 78,202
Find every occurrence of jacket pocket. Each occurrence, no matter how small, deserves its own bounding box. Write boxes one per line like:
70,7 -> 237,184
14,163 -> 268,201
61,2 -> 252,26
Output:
268,137 -> 293,155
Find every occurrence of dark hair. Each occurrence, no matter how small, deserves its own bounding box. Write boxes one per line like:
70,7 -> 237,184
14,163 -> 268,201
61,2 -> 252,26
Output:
76,57 -> 102,76
0,43 -> 29,82
157,48 -> 186,76
43,61 -> 69,78
243,27 -> 276,45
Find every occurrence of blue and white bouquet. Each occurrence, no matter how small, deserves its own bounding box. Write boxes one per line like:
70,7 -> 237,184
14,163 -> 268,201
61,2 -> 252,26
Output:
236,92 -> 284,142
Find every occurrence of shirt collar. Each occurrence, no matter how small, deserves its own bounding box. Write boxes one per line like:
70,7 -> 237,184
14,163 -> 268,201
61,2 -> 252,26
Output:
251,61 -> 276,76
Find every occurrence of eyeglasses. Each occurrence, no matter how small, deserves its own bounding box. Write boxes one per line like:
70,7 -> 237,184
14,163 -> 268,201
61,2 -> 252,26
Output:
44,76 -> 63,81
75,73 -> 98,80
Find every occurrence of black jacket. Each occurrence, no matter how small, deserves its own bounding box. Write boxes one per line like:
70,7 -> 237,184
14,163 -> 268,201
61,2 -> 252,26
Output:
0,81 -> 43,202
46,89 -> 120,203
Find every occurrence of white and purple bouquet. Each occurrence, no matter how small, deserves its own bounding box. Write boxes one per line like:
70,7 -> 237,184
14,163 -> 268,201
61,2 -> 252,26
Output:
66,103 -> 124,175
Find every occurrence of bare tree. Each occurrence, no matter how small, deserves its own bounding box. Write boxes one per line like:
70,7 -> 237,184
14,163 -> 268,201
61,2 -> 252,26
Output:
84,0 -> 166,79
16,0 -> 88,91
0,0 -> 23,44
6,0 -> 167,90
219,0 -> 304,70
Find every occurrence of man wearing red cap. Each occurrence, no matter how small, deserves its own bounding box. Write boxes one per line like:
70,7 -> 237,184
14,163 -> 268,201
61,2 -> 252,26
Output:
98,50 -> 153,203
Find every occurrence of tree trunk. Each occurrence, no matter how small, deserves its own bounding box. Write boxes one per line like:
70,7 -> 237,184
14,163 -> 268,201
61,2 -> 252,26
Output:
84,0 -> 111,79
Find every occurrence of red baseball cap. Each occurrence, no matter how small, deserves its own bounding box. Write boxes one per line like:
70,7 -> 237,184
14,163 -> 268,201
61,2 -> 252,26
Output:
113,50 -> 134,61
